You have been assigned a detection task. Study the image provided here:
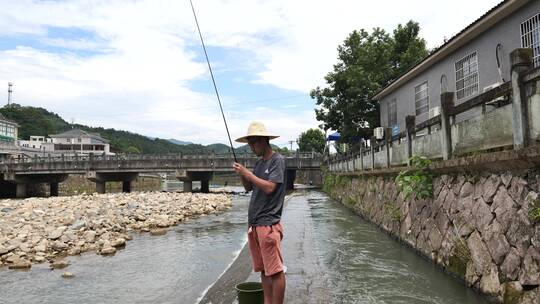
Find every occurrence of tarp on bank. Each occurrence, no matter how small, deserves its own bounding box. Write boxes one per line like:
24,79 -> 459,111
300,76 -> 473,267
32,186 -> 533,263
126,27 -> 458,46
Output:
326,132 -> 341,141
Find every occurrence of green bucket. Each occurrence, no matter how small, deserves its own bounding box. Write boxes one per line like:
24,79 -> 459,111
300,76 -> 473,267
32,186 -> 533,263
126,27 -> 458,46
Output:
235,282 -> 264,304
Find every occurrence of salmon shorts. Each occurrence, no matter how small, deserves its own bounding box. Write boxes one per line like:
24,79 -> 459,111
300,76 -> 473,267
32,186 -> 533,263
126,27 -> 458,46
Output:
247,223 -> 284,276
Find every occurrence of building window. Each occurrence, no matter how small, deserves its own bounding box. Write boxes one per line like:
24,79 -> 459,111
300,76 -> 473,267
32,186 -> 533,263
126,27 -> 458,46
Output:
521,13 -> 540,67
387,98 -> 397,128
415,82 -> 429,116
455,51 -> 479,100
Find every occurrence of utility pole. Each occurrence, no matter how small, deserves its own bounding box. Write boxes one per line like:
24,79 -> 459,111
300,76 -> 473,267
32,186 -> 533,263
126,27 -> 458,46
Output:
7,82 -> 13,106
288,140 -> 295,151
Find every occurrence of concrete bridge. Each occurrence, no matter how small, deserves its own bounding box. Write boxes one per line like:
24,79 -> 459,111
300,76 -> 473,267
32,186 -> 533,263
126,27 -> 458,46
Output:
0,152 -> 322,198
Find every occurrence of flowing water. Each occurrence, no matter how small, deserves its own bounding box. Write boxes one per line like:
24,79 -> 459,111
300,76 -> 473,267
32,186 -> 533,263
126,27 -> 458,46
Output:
304,191 -> 488,304
0,189 -> 488,304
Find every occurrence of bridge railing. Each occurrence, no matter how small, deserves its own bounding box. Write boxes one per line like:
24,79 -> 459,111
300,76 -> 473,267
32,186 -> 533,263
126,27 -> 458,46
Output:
1,151 -> 321,165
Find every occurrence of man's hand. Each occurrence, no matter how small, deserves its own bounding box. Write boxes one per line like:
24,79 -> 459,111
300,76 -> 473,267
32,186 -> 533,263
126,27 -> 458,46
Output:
233,162 -> 252,192
233,162 -> 250,177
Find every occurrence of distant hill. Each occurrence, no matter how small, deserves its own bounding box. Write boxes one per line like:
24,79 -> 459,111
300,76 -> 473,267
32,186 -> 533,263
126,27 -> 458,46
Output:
167,139 -> 193,146
0,104 -> 291,155
0,104 -> 217,154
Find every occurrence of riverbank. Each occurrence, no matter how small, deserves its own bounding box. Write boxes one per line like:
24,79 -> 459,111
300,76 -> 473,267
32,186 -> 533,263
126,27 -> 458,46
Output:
0,192 -> 232,270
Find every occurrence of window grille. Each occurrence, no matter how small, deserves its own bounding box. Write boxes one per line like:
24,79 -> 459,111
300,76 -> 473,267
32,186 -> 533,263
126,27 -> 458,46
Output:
388,98 -> 397,128
415,82 -> 429,116
521,13 -> 540,67
455,52 -> 479,100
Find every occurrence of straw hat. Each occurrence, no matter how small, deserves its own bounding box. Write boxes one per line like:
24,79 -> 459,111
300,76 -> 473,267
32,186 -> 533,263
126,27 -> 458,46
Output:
235,121 -> 279,143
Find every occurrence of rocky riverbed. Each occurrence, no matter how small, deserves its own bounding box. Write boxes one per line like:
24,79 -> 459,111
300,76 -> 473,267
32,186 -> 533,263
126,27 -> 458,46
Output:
0,192 -> 232,270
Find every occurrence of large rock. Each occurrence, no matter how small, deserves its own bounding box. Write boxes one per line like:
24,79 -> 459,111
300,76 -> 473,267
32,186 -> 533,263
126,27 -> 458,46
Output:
474,198 -> 493,234
479,265 -> 501,300
428,226 -> 443,253
484,220 -> 510,264
519,246 -> 540,285
508,177 -> 528,204
483,174 -> 501,203
506,210 -> 533,257
501,247 -> 522,281
459,182 -> 474,198
502,281 -> 523,304
492,187 -> 517,233
467,231 -> 492,276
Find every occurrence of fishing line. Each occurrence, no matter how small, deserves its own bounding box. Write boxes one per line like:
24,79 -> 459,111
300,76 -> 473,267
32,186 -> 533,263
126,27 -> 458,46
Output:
189,0 -> 238,162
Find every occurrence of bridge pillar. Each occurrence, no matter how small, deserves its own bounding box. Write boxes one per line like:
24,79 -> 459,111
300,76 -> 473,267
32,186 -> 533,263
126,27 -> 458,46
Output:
122,181 -> 132,193
201,180 -> 210,193
183,180 -> 192,192
50,182 -> 59,197
16,184 -> 27,199
96,182 -> 106,194
286,169 -> 296,190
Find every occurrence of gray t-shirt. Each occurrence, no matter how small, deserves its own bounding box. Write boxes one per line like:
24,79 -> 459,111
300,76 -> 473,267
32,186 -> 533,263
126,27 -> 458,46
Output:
248,153 -> 286,226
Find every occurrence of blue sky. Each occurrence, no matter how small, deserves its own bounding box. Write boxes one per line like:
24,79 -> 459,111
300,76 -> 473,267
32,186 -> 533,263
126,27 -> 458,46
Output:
0,0 -> 501,147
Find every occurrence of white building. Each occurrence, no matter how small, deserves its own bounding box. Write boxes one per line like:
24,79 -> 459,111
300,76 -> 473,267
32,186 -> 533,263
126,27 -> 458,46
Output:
19,136 -> 50,149
0,113 -> 20,161
41,129 -> 113,155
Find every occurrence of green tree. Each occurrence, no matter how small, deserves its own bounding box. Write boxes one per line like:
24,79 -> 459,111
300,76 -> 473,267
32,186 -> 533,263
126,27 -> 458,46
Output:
297,128 -> 325,153
311,21 -> 428,142
126,146 -> 141,154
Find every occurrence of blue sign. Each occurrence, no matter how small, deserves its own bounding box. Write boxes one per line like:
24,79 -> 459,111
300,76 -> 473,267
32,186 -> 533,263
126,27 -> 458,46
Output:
392,126 -> 400,136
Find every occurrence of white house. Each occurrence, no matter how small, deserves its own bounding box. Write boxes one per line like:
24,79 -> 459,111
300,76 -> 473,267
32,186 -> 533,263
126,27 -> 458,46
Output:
41,129 -> 113,155
0,113 -> 20,161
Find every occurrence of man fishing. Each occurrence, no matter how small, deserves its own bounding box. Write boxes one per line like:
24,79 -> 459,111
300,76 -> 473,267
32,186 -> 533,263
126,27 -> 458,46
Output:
233,121 -> 286,304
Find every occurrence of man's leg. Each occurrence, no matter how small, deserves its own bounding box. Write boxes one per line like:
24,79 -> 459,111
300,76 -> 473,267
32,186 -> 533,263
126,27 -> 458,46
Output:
271,271 -> 286,304
261,271 -> 273,304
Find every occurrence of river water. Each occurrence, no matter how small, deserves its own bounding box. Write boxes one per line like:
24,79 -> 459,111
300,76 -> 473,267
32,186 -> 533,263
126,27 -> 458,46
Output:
0,189 -> 488,304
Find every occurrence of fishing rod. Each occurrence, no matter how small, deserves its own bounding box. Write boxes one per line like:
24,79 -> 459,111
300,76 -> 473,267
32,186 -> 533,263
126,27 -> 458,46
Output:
189,0 -> 238,163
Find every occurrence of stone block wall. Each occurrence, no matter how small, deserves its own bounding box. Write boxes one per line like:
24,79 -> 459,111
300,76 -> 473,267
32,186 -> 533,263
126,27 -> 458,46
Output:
323,170 -> 540,304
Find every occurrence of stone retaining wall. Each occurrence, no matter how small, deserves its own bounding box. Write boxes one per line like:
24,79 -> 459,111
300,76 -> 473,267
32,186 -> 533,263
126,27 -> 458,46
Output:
323,170 -> 540,304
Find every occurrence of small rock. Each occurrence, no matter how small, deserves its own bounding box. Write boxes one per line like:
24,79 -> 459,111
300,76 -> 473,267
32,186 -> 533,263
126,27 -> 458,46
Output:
52,241 -> 68,251
48,227 -> 67,240
150,229 -> 167,236
8,258 -> 31,270
33,256 -> 45,263
0,245 -> 9,255
62,272 -> 75,278
51,260 -> 70,269
111,238 -> 126,248
83,231 -> 97,243
70,219 -> 87,230
100,247 -> 116,255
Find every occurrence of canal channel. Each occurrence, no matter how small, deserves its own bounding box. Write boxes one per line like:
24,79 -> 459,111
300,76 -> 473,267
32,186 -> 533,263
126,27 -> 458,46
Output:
0,188 -> 488,304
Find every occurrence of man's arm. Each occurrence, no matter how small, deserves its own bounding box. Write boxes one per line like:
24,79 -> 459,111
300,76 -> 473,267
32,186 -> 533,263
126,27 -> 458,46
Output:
233,163 -> 277,194
239,175 -> 252,192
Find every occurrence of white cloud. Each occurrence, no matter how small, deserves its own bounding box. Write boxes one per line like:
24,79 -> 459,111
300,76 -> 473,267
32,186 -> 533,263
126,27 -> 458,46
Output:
0,0 -> 501,146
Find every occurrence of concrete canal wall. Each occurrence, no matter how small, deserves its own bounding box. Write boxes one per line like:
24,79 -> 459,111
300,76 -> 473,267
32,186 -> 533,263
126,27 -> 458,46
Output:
323,157 -> 540,303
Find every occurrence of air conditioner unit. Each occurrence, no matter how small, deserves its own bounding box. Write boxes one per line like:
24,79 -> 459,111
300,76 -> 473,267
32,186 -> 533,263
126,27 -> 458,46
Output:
483,82 -> 502,92
429,106 -> 440,119
483,82 -> 505,104
373,127 -> 385,140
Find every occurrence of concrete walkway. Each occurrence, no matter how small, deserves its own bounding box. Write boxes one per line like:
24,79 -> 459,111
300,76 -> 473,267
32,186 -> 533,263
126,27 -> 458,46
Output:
199,190 -> 330,304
